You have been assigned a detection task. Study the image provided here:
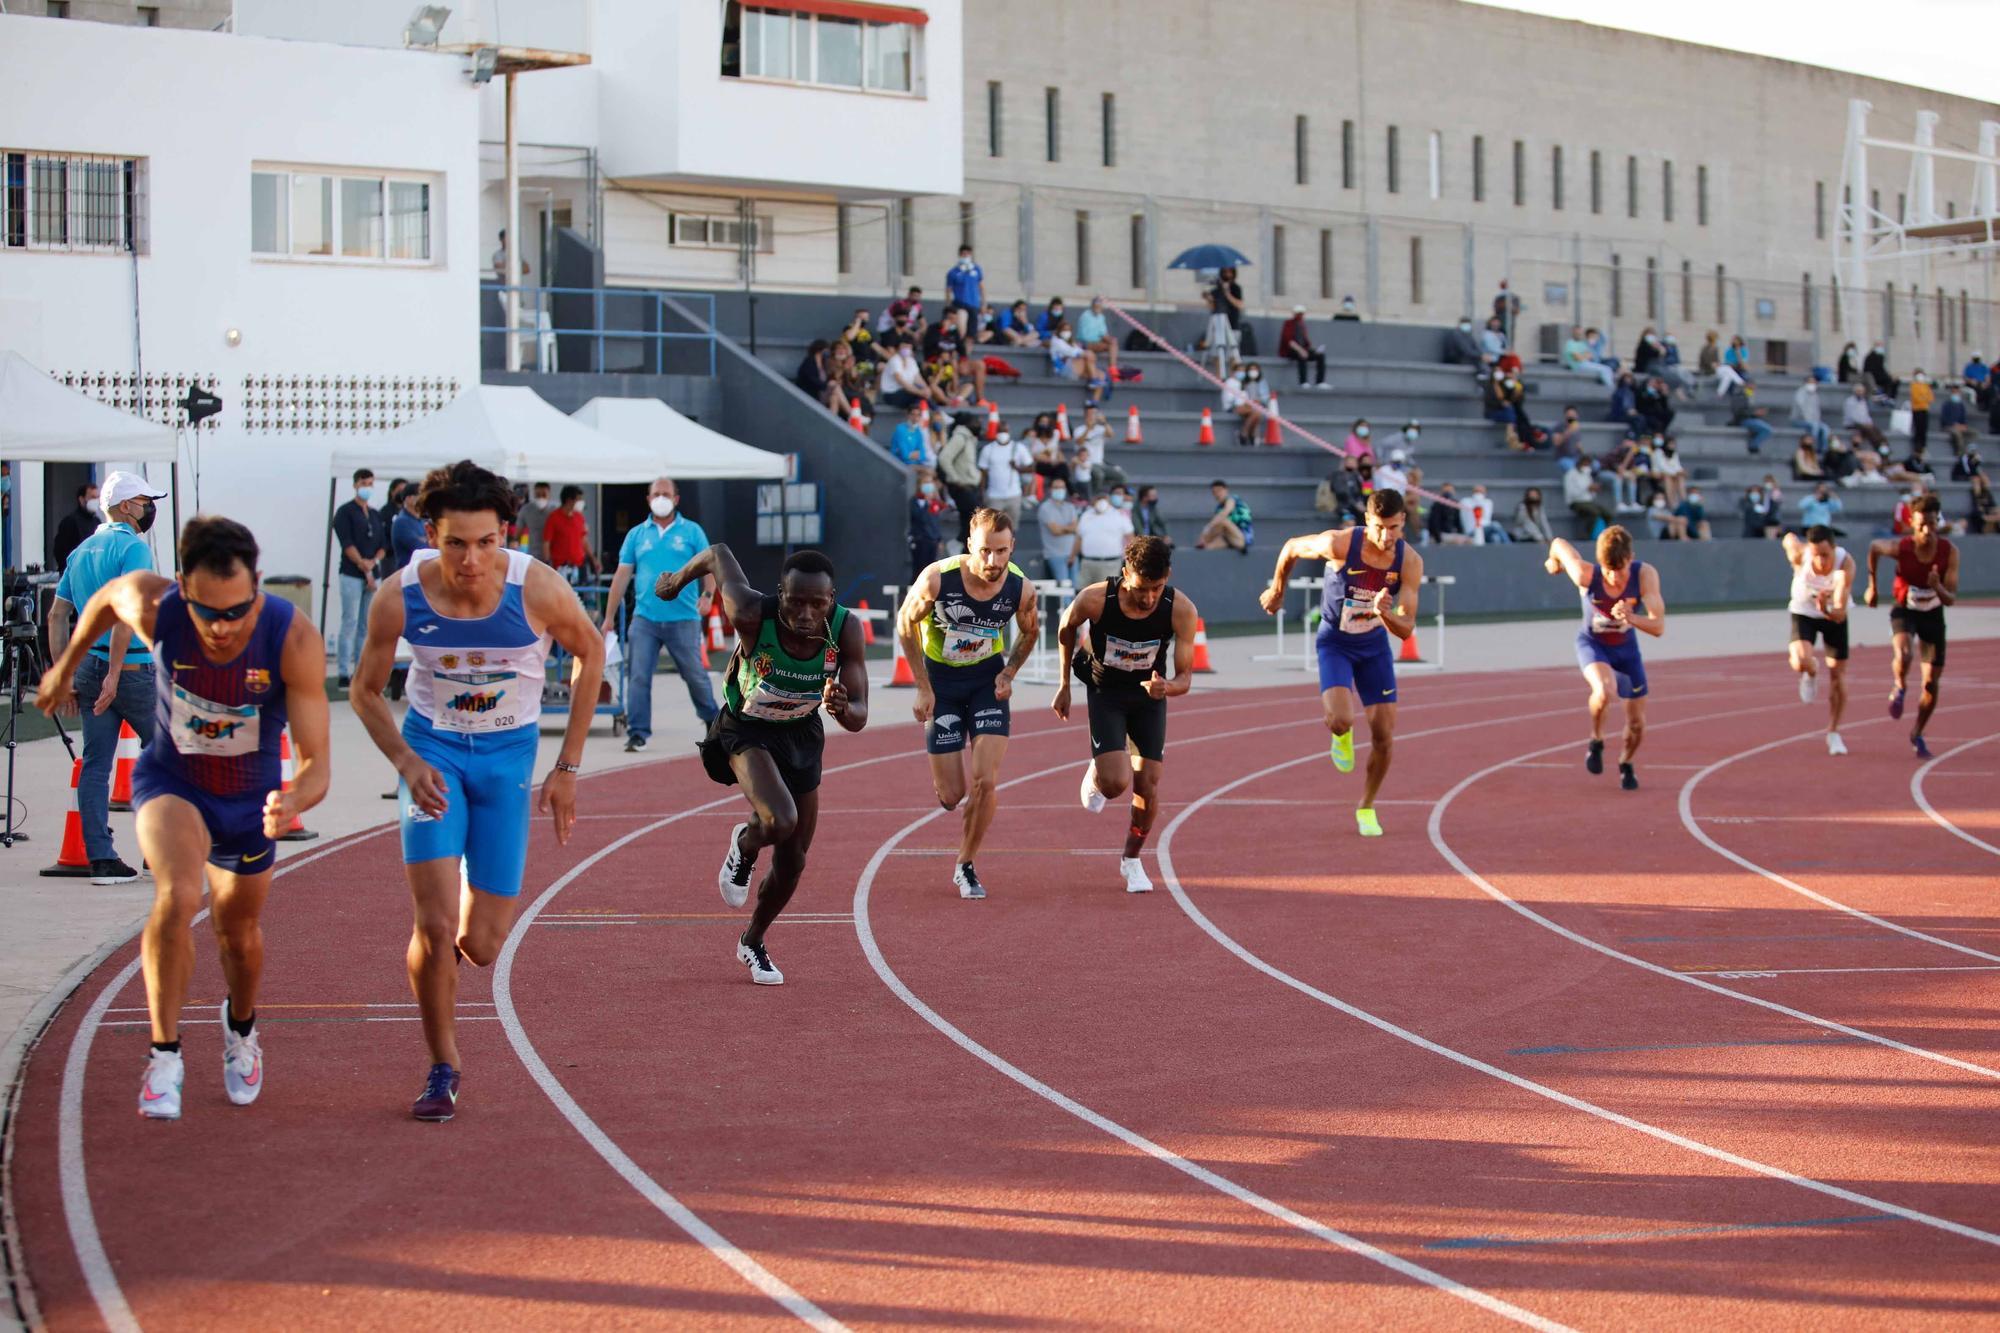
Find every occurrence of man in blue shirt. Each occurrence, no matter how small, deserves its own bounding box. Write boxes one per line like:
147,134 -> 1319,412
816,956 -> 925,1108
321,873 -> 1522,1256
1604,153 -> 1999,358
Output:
1798,482 -> 1845,536
890,404 -> 933,467
598,477 -> 717,751
1074,294 -> 1119,379
49,470 -> 166,883
944,245 -> 983,314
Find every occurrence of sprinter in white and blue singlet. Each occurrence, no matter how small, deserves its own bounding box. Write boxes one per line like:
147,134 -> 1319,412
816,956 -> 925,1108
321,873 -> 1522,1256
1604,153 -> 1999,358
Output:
1545,525 -> 1667,789
655,542 -> 869,985
1052,536 -> 1200,894
897,507 -> 1041,900
351,461 -> 605,1122
36,516 -> 331,1121
1782,524 -> 1855,756
1261,489 -> 1423,837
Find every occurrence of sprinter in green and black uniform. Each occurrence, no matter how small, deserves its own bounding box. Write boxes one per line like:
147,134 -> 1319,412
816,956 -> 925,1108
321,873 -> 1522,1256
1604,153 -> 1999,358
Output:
897,507 -> 1040,900
657,544 -> 869,985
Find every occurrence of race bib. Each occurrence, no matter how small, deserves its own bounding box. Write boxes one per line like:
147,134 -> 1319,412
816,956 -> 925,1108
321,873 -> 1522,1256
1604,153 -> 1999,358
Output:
168,683 -> 260,757
432,670 -> 523,734
1905,586 -> 1941,611
1339,591 -> 1382,634
1590,607 -> 1625,634
738,679 -> 822,723
1102,634 -> 1161,673
940,624 -> 1001,665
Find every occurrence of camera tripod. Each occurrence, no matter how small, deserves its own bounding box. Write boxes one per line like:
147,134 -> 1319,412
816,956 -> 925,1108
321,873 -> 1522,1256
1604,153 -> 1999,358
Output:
1,625 -> 75,848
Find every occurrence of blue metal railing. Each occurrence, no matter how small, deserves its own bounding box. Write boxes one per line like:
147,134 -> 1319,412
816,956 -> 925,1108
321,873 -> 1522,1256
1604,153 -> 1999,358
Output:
480,284 -> 718,377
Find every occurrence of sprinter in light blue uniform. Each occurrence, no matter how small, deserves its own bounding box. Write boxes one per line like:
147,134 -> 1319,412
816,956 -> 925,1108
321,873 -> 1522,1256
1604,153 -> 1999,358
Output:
1544,525 -> 1667,790
352,460 -> 605,1123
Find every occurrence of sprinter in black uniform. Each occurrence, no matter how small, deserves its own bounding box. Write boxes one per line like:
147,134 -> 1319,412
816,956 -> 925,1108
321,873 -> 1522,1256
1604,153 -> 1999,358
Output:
1052,536 -> 1200,894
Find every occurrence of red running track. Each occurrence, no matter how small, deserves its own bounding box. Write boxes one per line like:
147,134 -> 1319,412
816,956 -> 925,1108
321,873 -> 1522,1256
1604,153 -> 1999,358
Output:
6,643 -> 2000,1329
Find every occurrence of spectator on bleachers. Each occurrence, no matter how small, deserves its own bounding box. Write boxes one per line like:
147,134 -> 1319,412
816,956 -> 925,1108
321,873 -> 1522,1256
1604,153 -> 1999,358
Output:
1280,305 -> 1331,388
1072,441 -> 1124,500
1635,376 -> 1674,435
1492,280 -> 1521,333
1653,435 -> 1687,506
878,336 -> 936,411
1563,325 -> 1614,388
1740,482 -> 1781,539
1723,333 -> 1751,372
1075,491 -> 1135,586
1953,440 -> 1983,482
1374,449 -> 1411,497
1605,433 -> 1650,513
1789,377 -> 1830,452
1891,489 -> 1919,535
1840,383 -> 1887,448
1074,295 -> 1120,377
1792,434 -> 1826,481
1908,370 -> 1934,456
1846,429 -> 1892,486
1941,383 -> 1975,456
1398,419 -> 1424,459
1632,328 -> 1665,377
1036,296 -> 1068,342
908,468 -> 944,579
841,306 -> 880,366
1465,485 -> 1509,544
1317,458 -> 1362,524
924,306 -> 987,405
1241,362 -> 1272,423
1862,343 -> 1899,401
1962,355 -> 1988,387
1698,330 -> 1723,381
795,339 -> 843,415
946,245 -> 984,315
1426,484 -> 1472,545
1822,431 -> 1857,485
1194,480 -> 1253,552
1727,376 -> 1774,454
1221,363 -> 1260,446
977,428 -> 1034,528
1967,473 -> 1998,533
1605,371 -> 1638,428
1023,412 -> 1068,491
890,403 -> 934,467
1049,320 -> 1107,405
1837,342 -> 1859,384
879,285 -> 926,336
1564,464 -> 1614,537
1037,478 -> 1080,585
1798,482 -> 1845,536
1659,334 -> 1695,396
1646,492 -> 1690,540
1445,316 -> 1488,372
827,340 -> 870,420
1478,315 -> 1508,360
1342,418 -> 1376,462
1335,294 -> 1362,322
971,302 -> 998,345
995,299 -> 1042,347
1674,488 -> 1713,540
1075,402 -> 1111,459
935,412 -> 983,549
1549,407 -> 1585,469
1132,485 -> 1171,543
1511,487 -> 1556,543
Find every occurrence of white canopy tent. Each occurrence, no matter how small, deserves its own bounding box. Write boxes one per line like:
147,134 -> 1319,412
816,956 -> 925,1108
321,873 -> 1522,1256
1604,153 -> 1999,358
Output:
572,396 -> 787,480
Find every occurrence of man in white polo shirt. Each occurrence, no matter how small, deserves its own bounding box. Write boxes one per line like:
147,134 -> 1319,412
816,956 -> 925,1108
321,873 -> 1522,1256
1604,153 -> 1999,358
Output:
977,430 -> 1034,529
1074,491 -> 1135,587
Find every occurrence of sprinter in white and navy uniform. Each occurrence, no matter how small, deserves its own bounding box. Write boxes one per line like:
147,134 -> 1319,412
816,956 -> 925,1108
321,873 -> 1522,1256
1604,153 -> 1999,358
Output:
397,546 -> 550,898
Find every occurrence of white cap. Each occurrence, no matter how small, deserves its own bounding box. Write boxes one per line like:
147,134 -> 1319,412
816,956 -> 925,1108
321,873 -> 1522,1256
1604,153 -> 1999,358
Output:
1389,448 -> 1408,464
100,470 -> 167,512
1292,304 -> 1306,314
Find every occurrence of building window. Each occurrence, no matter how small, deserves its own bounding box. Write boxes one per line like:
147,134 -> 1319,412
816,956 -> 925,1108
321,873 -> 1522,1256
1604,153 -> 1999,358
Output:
987,81 -> 1002,157
1897,192 -> 1906,224
1803,272 -> 1814,327
138,5 -> 160,24
667,208 -> 774,255
1074,210 -> 1089,286
1272,224 -> 1286,297
1318,226 -> 1333,299
1511,139 -> 1524,207
1626,155 -> 1638,219
958,199 -> 973,251
836,203 -> 850,274
1472,135 -> 1485,203
1341,119 -> 1355,190
46,0 -> 68,15
1590,149 -> 1602,214
721,4 -> 925,94
1662,160 -> 1674,222
1409,235 -> 1423,305
1697,163 -> 1709,226
1870,188 -> 1880,220
1645,256 -> 1658,319
4,150 -> 147,254
1715,263 -> 1727,322
1295,115 -> 1308,186
1045,87 -> 1060,162
1129,212 -> 1145,290
1551,145 -> 1564,211
1962,288 -> 1970,341
1101,93 -> 1115,168
897,197 -> 913,276
1680,260 -> 1692,321
1427,131 -> 1441,200
1385,125 -> 1400,194
1815,180 -> 1825,240
1610,253 -> 1622,318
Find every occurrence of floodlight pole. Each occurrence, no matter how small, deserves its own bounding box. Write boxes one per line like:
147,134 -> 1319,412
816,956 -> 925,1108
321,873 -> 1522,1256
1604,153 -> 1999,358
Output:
505,69 -> 522,373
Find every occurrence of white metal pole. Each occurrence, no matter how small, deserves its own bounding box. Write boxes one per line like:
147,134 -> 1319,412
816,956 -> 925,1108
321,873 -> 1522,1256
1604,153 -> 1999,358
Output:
504,70 -> 522,374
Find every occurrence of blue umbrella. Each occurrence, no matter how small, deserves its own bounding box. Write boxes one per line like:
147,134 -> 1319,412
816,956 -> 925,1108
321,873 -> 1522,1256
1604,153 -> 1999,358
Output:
1167,243 -> 1251,271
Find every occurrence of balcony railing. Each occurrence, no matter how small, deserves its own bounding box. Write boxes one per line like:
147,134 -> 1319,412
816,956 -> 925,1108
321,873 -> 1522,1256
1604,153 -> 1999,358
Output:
480,284 -> 717,377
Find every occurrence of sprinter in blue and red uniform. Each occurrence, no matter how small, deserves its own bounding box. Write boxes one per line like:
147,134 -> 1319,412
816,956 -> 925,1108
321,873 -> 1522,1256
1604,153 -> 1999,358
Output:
37,516 -> 331,1120
1260,489 -> 1424,837
1545,525 -> 1667,789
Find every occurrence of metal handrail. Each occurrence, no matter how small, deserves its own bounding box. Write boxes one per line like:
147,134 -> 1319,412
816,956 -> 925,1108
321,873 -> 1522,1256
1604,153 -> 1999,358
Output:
479,284 -> 718,376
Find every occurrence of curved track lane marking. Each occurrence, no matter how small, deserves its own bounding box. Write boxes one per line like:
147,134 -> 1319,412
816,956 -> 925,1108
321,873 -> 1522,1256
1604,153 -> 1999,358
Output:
1677,723 -> 2000,963
851,724 -> 1574,1332
1911,731 -> 2000,858
1156,707 -> 2000,1252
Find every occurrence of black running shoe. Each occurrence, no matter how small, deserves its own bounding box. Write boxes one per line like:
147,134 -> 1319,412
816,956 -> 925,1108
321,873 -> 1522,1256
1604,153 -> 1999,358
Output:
1586,739 -> 1605,775
1619,763 -> 1638,791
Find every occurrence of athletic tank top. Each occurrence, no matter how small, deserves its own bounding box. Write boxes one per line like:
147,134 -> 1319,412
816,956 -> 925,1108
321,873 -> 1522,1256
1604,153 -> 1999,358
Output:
920,557 -> 1025,673
1580,561 -> 1644,646
1788,548 -> 1849,619
1320,535 -> 1406,638
401,549 -> 549,734
1893,536 -> 1952,611
147,589 -> 292,798
723,597 -> 849,725
1074,578 -> 1176,692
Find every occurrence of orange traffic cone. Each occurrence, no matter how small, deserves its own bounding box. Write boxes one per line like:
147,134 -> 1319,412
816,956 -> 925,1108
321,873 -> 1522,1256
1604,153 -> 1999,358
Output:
107,721 -> 140,811
1190,619 -> 1215,673
40,759 -> 93,877
985,402 -> 1000,441
1054,402 -> 1071,441
706,597 -> 727,652
276,726 -> 319,842
1400,630 -> 1423,663
888,632 -> 917,687
1263,393 -> 1283,446
1197,408 -> 1215,446
856,597 -> 877,646
918,400 -> 931,430
1125,403 -> 1143,443
848,397 -> 867,433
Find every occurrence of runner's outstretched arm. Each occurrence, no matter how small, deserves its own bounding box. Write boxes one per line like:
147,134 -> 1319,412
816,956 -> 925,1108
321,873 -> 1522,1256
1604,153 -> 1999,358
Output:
1544,538 -> 1591,588
1050,584 -> 1106,720
656,542 -> 762,639
34,571 -> 169,715
528,562 -> 606,846
1780,531 -> 1805,565
824,610 -> 870,733
1259,530 -> 1339,614
266,614 -> 332,837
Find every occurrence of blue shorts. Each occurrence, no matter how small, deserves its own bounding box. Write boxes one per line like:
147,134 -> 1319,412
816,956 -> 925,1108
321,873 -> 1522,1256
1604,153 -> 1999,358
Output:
1576,631 -> 1649,699
129,751 -> 276,876
925,659 -> 1010,755
399,715 -> 540,897
1316,627 -> 1398,706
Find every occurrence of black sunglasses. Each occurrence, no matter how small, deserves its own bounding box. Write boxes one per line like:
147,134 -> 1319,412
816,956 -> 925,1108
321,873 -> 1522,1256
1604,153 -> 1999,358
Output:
185,593 -> 257,623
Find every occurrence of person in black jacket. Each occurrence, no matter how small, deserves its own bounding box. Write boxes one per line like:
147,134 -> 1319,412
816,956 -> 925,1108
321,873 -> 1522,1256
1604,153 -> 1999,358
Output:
52,480 -> 101,571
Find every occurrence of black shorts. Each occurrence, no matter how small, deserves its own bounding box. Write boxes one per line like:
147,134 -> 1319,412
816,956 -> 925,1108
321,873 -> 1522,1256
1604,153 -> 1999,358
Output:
925,661 -> 1010,754
700,710 -> 825,797
1789,614 -> 1850,660
1889,605 -> 1948,666
1086,687 -> 1168,763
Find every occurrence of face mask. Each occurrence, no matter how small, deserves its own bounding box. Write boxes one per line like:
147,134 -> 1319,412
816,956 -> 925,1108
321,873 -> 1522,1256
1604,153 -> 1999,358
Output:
958,257 -> 972,270
1653,437 -> 1665,448
1093,498 -> 1110,512
1688,494 -> 1701,505
86,497 -> 101,516
1049,488 -> 1067,502
534,497 -> 552,510
1356,426 -> 1370,439
1247,369 -> 1260,380
132,501 -> 157,534
649,495 -> 677,519
1403,428 -> 1419,442
920,482 -> 936,497
356,487 -> 374,503
1458,322 -> 1472,332
1113,496 -> 1129,509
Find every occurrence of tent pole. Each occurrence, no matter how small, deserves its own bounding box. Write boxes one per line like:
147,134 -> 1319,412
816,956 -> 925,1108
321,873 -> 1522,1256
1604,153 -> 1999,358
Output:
169,461 -> 181,574
318,478 -> 336,641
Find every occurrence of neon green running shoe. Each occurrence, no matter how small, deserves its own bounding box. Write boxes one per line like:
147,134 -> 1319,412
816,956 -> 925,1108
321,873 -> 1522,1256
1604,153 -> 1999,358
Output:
1329,730 -> 1355,773
1355,807 -> 1383,838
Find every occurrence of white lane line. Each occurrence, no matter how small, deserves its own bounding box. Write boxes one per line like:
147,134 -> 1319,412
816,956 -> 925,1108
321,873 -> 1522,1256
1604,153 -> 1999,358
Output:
101,1016 -> 507,1028
1157,717 -> 2000,1252
1418,707 -> 2000,1082
852,729 -> 1573,1332
1677,725 -> 2000,964
1911,732 -> 2000,857
58,825 -> 396,1333
1683,965 -> 2000,978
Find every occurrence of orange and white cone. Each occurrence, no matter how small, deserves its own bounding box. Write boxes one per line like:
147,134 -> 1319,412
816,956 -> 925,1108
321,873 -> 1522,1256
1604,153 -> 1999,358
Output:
1400,629 -> 1423,663
276,727 -> 319,842
985,402 -> 1000,441
1125,403 -> 1144,443
40,759 -> 94,877
1263,393 -> 1283,446
107,721 -> 140,811
706,599 -> 727,652
888,631 -> 917,687
856,597 -> 877,646
1054,402 -> 1071,441
1197,408 -> 1215,446
848,397 -> 868,433
1191,619 -> 1215,673
918,400 -> 931,430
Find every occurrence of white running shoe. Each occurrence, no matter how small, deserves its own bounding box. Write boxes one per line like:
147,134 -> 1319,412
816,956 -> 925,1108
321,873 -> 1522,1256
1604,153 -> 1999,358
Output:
718,822 -> 754,909
220,1002 -> 263,1106
138,1048 -> 183,1120
1080,763 -> 1107,814
1120,857 -> 1153,894
1799,672 -> 1818,704
953,862 -> 986,900
1827,731 -> 1848,756
736,937 -> 784,985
